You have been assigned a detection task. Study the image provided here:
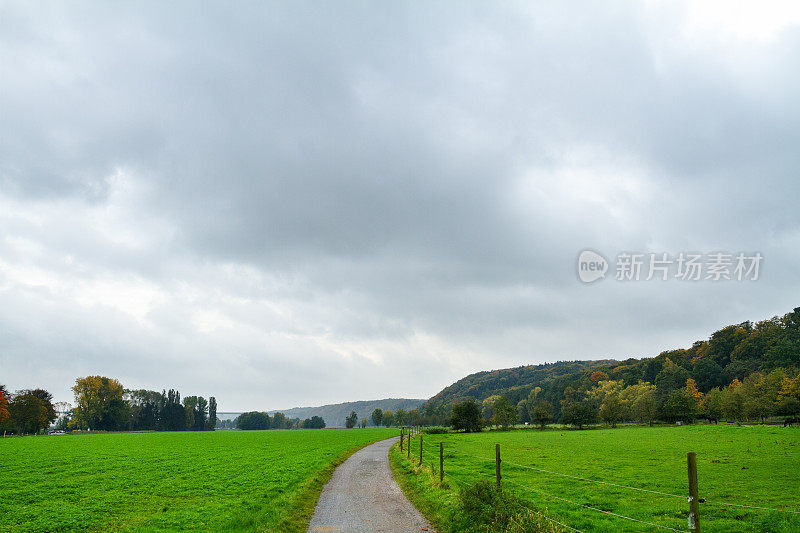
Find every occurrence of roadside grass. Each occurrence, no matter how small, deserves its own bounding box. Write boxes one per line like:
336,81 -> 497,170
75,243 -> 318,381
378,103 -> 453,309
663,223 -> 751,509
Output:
0,428 -> 397,532
389,441 -> 563,532
391,424 -> 800,532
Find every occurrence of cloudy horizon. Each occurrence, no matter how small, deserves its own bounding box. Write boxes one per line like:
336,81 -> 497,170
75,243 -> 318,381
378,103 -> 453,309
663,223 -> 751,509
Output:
2,1 -> 799,411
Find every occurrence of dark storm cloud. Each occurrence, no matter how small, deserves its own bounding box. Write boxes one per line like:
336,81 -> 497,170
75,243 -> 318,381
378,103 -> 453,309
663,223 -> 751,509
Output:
1,1 -> 799,408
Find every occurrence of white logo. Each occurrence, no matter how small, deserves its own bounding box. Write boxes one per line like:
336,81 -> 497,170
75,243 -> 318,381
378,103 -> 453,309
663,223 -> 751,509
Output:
577,250 -> 608,283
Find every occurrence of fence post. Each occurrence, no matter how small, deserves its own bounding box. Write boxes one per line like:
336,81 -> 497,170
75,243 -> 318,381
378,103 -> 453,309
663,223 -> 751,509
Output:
687,452 -> 700,533
439,442 -> 444,483
419,433 -> 423,464
495,444 -> 501,488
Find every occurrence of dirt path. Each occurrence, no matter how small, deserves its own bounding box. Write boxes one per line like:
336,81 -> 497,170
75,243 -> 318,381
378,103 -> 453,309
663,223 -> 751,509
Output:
307,436 -> 434,533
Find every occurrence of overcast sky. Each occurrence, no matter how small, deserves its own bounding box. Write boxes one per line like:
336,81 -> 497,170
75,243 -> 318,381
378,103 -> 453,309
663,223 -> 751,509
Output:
2,1 -> 799,411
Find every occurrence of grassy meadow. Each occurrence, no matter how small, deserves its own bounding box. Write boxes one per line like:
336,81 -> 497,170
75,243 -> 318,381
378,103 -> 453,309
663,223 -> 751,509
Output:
0,428 -> 397,532
392,424 -> 800,532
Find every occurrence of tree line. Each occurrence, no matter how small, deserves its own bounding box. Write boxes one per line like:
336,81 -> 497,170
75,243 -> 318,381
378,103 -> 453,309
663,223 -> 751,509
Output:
422,307 -> 800,428
233,411 -> 325,430
447,365 -> 800,431
0,376 -> 218,435
343,407 -> 424,428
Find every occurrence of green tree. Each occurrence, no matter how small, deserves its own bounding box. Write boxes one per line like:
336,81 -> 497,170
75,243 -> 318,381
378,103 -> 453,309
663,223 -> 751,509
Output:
271,411 -> 286,429
692,358 -> 725,392
722,380 -> 745,423
701,387 -> 724,422
382,410 -> 394,427
371,408 -> 383,427
345,411 -> 358,428
207,397 -> 218,430
530,400 -> 553,429
516,400 -> 530,424
451,399 -> 483,432
9,392 -> 53,434
560,401 -> 597,430
236,411 -> 271,430
599,394 -> 624,428
394,408 -> 407,426
655,359 -> 690,398
308,415 -> 326,429
491,396 -> 517,430
661,390 -> 695,423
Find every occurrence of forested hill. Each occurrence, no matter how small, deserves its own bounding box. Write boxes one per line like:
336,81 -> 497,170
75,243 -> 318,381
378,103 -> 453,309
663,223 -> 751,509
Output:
269,398 -> 424,428
421,306 -> 800,423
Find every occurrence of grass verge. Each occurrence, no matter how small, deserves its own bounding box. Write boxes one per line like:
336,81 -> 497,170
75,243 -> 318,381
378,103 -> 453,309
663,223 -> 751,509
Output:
274,435 -> 396,532
389,440 -> 564,532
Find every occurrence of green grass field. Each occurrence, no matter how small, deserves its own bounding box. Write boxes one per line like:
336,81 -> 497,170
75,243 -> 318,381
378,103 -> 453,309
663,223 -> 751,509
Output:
0,428 -> 397,532
392,425 -> 800,532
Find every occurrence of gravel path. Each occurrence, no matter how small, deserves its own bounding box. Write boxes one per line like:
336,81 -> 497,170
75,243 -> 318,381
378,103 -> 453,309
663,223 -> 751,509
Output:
307,436 -> 434,533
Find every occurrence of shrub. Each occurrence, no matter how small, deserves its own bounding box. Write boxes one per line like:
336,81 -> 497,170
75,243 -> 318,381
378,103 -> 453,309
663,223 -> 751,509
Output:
458,480 -> 561,532
424,426 -> 448,434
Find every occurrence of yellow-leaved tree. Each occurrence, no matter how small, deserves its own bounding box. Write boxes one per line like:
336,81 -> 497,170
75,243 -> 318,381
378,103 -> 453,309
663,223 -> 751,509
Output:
71,376 -> 127,431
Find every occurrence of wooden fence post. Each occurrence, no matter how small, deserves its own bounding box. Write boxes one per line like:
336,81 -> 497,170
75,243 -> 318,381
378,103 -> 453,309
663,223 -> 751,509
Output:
495,443 -> 501,488
687,452 -> 700,533
439,442 -> 444,483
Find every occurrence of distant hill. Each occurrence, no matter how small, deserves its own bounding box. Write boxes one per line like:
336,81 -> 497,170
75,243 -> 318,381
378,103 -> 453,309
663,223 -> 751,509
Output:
420,306 -> 800,424
269,398 -> 425,428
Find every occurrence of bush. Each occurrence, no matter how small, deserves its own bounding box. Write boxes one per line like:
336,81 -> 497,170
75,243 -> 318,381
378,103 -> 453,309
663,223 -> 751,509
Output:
424,426 -> 448,434
458,480 -> 561,532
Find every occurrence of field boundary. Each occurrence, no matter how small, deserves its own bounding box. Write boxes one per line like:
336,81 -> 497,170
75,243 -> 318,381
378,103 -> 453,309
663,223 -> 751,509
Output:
393,427 -> 800,533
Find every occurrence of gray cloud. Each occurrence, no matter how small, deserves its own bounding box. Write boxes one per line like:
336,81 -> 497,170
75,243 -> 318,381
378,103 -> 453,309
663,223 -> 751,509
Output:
1,2 -> 799,409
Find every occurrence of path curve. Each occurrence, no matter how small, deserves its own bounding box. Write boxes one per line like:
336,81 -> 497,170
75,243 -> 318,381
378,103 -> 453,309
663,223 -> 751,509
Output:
307,436 -> 434,533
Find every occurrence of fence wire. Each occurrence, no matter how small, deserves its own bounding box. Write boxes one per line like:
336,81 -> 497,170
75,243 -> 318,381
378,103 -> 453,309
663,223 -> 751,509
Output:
401,437 -> 800,525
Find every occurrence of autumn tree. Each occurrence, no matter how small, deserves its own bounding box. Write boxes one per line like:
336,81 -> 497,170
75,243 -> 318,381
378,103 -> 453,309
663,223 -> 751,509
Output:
0,385 -> 9,426
481,395 -> 503,426
620,381 -> 656,425
777,372 -> 800,416
359,417 -> 367,429
587,380 -> 624,427
72,376 -> 128,431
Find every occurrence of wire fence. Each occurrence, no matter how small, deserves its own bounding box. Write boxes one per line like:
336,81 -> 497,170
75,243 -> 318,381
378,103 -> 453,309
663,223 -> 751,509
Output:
398,427 -> 800,533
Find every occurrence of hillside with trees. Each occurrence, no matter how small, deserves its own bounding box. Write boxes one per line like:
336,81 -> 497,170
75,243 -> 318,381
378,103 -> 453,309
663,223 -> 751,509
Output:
269,398 -> 425,428
421,307 -> 800,428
